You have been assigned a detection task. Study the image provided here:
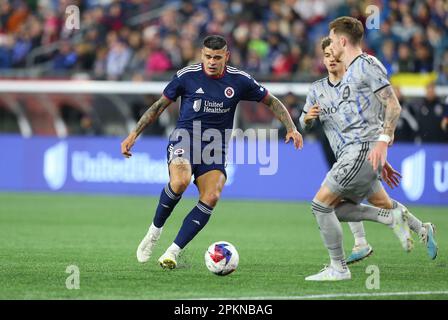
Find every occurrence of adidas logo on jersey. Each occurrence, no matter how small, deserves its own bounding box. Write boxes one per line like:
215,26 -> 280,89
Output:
196,88 -> 205,94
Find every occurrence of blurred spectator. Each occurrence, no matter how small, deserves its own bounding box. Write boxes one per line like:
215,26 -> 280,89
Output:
53,41 -> 77,70
397,43 -> 415,73
0,34 -> 13,68
93,46 -> 108,80
393,86 -> 420,142
414,45 -> 434,73
378,40 -> 396,75
437,51 -> 448,85
413,83 -> 448,143
392,13 -> 422,42
366,20 -> 399,55
106,39 -> 131,80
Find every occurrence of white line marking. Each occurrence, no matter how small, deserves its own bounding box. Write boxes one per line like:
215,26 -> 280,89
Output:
192,291 -> 448,300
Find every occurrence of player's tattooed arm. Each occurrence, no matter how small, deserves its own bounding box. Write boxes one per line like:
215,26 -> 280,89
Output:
133,95 -> 171,136
121,95 -> 171,158
262,92 -> 303,149
375,85 -> 402,138
262,93 -> 297,132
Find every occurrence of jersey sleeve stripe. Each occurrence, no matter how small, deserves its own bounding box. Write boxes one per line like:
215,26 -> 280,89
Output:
258,88 -> 269,102
177,64 -> 201,77
162,93 -> 174,102
373,83 -> 390,94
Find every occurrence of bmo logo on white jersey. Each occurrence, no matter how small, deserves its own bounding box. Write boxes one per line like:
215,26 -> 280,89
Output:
224,87 -> 234,98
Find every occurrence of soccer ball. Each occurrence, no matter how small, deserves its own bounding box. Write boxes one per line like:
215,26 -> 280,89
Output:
204,241 -> 239,276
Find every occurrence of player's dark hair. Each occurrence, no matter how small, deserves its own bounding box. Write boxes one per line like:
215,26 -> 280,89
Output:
321,37 -> 332,51
203,35 -> 227,50
329,16 -> 364,45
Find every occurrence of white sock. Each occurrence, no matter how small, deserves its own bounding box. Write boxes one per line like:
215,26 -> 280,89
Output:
149,223 -> 162,236
331,259 -> 348,273
377,208 -> 394,225
167,243 -> 182,257
354,237 -> 367,247
348,222 -> 367,246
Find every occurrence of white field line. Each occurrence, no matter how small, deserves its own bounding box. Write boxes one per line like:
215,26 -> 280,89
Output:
192,290 -> 448,300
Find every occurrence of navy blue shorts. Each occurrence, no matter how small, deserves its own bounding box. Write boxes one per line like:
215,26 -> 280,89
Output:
166,136 -> 227,182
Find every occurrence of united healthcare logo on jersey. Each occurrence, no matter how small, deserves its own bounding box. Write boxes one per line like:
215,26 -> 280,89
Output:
44,141 -> 68,190
193,99 -> 202,112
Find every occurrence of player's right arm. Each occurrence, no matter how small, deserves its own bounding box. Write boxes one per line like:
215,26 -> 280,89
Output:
299,87 -> 319,131
300,105 -> 320,130
121,95 -> 171,158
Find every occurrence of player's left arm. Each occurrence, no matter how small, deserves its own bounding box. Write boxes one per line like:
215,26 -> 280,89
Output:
375,85 -> 402,142
262,92 -> 303,149
368,85 -> 402,171
368,85 -> 401,171
381,161 -> 402,189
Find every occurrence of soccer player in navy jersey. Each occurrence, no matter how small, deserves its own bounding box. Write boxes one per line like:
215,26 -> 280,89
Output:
121,35 -> 303,269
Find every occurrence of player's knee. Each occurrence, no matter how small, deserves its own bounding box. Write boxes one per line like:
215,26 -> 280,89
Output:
171,157 -> 190,166
170,177 -> 190,194
200,190 -> 221,208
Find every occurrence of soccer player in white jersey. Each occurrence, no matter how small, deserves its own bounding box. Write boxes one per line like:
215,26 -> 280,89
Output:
121,35 -> 303,269
300,37 -> 438,267
304,17 -> 438,281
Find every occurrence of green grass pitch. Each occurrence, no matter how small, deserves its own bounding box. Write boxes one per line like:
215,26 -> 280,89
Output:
0,192 -> 447,300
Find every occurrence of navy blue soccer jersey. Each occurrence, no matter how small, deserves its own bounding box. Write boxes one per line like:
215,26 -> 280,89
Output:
163,63 -> 268,134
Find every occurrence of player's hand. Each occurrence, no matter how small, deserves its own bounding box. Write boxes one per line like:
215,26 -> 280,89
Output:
121,132 -> 137,158
441,118 -> 448,132
304,105 -> 320,125
285,129 -> 303,150
381,161 -> 401,189
368,141 -> 388,172
388,133 -> 395,146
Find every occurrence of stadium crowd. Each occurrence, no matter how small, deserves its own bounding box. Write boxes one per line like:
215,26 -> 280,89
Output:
0,0 -> 447,142
1,0 -> 447,81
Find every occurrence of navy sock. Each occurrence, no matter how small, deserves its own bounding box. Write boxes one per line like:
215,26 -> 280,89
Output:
153,183 -> 182,228
174,201 -> 213,249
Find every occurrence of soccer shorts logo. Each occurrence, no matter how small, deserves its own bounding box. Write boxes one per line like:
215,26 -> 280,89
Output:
174,148 -> 185,156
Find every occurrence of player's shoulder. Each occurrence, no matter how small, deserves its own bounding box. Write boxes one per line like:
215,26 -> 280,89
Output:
359,53 -> 387,74
309,77 -> 329,91
176,63 -> 202,78
226,65 -> 253,80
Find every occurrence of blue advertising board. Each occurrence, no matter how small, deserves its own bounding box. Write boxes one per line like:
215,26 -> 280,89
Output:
1,135 -> 447,205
